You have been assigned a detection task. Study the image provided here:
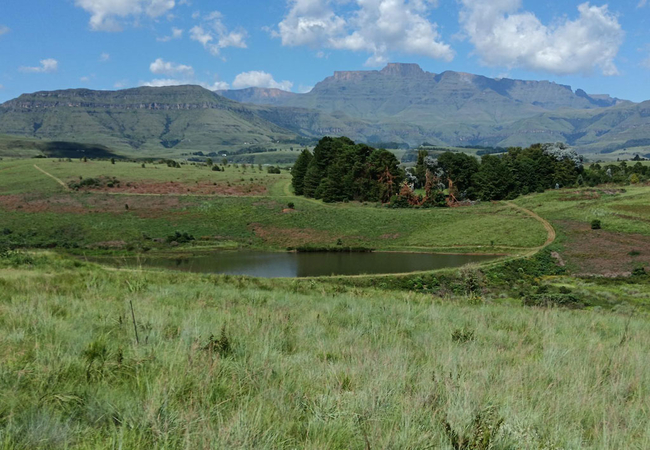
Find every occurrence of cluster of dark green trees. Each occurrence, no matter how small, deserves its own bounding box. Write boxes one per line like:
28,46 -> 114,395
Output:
291,137 -> 403,203
408,143 -> 587,202
292,138 -> 648,205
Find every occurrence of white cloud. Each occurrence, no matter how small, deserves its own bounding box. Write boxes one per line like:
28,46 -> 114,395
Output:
459,1 -> 624,76
100,52 -> 110,62
19,58 -> 59,73
0,84 -> 4,90
114,80 -> 128,88
0,25 -> 10,36
275,0 -> 454,66
297,84 -> 314,93
143,59 -> 229,90
74,0 -> 176,31
639,0 -> 647,7
190,11 -> 247,56
140,78 -> 230,90
232,71 -> 294,91
80,76 -> 91,82
149,58 -> 194,77
157,26 -> 183,41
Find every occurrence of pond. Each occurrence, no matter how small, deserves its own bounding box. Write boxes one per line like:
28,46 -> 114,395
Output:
94,251 -> 500,278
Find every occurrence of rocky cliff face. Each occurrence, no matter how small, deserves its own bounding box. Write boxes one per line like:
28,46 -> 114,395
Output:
222,63 -> 628,119
1,86 -> 232,111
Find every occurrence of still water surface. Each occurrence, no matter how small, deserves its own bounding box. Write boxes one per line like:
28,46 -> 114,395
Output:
100,251 -> 499,278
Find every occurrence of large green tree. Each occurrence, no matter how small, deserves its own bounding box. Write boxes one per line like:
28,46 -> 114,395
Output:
291,149 -> 313,195
294,137 -> 404,202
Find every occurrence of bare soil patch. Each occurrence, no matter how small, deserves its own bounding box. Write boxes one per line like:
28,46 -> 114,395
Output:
558,220 -> 650,276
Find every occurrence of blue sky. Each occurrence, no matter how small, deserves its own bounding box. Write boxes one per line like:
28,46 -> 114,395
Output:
0,0 -> 649,103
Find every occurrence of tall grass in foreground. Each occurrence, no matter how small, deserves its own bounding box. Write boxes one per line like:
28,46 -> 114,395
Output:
0,264 -> 649,449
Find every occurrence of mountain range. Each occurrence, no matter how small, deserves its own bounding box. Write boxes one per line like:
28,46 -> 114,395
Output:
1,63 -> 649,157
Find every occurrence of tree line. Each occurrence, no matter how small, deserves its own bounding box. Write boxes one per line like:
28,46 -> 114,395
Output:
292,137 -> 647,206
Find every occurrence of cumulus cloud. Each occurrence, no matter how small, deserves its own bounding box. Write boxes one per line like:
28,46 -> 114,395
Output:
100,52 -> 110,62
157,26 -> 183,41
142,58 -> 229,90
80,76 -> 91,82
74,0 -> 176,31
190,11 -> 247,56
141,78 -> 230,90
275,0 -> 454,66
459,0 -> 624,76
232,71 -> 294,91
0,25 -> 10,36
19,58 -> 59,73
149,58 -> 194,77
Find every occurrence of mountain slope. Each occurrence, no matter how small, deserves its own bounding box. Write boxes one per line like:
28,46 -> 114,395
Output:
220,63 -> 628,125
0,66 -> 647,157
0,86 -> 304,156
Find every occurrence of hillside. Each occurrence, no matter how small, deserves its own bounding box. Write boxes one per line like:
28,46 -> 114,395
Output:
0,86 -> 306,157
219,63 -> 650,154
1,66 -> 649,157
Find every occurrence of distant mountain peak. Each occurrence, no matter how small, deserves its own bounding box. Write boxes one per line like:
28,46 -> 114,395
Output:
380,63 -> 426,77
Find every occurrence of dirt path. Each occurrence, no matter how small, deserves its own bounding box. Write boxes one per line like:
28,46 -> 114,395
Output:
506,201 -> 556,255
33,164 -> 70,190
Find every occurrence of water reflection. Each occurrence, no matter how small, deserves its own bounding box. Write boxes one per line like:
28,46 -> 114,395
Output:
100,251 -> 499,278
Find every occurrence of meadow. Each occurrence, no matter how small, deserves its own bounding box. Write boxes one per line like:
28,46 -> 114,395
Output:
3,156 -> 650,448
1,254 -> 650,449
0,159 -> 547,253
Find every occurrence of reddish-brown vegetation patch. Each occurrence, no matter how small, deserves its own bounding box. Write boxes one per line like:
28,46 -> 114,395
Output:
558,190 -> 602,202
86,240 -> 127,250
0,194 -> 187,219
611,204 -> 650,217
558,220 -> 650,276
74,179 -> 267,196
249,223 -> 332,247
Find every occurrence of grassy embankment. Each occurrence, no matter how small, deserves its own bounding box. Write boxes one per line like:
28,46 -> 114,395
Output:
0,158 -> 546,254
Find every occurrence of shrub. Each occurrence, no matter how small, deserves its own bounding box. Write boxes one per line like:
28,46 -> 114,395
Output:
632,266 -> 647,277
591,219 -> 602,230
522,293 -> 585,309
287,202 -> 295,209
165,231 -> 195,244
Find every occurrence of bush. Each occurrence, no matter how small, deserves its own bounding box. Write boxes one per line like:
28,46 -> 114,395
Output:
287,202 -> 295,209
165,231 -> 195,244
632,266 -> 647,277
591,219 -> 602,230
523,293 -> 585,309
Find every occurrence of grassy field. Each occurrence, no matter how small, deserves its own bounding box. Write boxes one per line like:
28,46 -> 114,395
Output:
0,159 -> 547,253
1,254 -> 650,449
4,156 -> 650,448
513,185 -> 650,275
